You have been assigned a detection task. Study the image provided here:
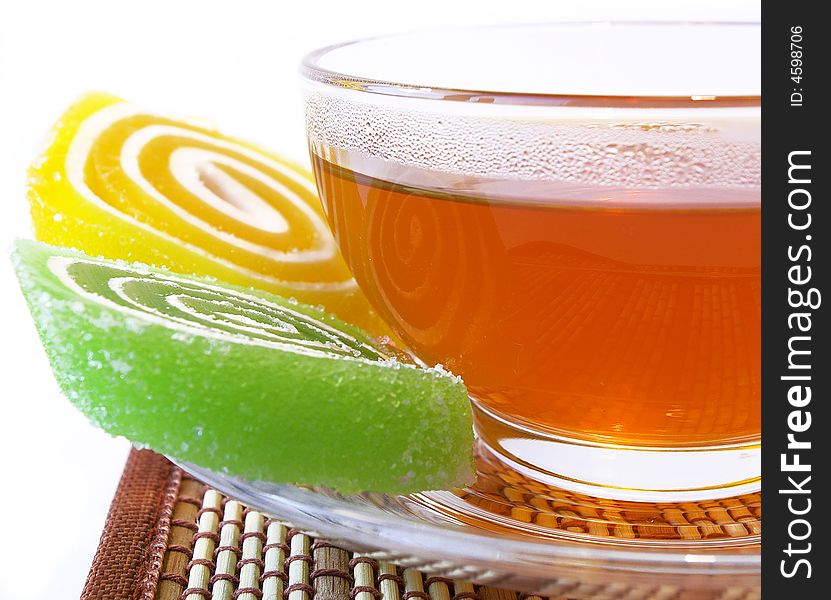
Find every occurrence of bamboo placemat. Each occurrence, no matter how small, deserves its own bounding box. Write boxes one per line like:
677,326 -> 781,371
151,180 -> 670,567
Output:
81,449 -> 759,600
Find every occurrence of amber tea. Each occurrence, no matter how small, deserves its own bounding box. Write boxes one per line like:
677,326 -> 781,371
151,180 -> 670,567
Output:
313,155 -> 760,448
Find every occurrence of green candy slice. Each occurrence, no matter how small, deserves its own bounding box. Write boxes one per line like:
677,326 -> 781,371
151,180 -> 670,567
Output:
12,240 -> 474,494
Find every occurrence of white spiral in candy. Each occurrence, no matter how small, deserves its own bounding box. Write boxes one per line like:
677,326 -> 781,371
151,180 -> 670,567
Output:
65,102 -> 352,292
48,256 -> 386,362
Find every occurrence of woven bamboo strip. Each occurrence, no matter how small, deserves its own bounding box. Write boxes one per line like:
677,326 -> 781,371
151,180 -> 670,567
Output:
426,575 -> 452,600
478,587 -> 515,600
377,562 -> 402,600
182,489 -> 222,600
212,500 -> 244,600
237,511 -> 265,600
451,581 -> 478,600
351,553 -> 377,600
402,568 -> 426,600
261,521 -> 288,600
313,542 -> 351,600
157,477 -> 204,600
286,531 -> 313,600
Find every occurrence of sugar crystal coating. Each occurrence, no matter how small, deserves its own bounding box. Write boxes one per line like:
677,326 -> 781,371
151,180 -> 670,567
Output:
12,240 -> 474,494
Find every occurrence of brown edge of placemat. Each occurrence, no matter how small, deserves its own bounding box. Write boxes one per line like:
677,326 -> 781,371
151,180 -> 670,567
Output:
81,449 -> 181,600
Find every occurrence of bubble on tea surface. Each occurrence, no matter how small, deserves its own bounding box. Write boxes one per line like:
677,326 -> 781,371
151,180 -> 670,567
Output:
305,93 -> 760,206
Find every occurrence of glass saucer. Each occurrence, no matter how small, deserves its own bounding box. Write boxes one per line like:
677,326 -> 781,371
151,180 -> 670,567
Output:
175,441 -> 760,598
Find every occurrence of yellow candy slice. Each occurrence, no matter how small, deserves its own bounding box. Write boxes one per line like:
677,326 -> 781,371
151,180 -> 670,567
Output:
28,92 -> 387,334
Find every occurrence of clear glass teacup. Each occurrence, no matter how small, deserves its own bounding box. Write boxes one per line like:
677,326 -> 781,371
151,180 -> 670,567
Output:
302,22 -> 761,503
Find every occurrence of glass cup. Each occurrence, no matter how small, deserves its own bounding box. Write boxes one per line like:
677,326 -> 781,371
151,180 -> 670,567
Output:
301,22 -> 760,502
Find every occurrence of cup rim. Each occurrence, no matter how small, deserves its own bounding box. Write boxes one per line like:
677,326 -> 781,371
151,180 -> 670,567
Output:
300,21 -> 761,109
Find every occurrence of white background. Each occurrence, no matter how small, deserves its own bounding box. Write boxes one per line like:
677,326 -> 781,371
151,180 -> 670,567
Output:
0,1 -> 758,598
